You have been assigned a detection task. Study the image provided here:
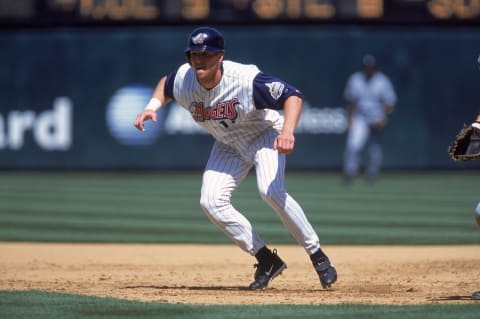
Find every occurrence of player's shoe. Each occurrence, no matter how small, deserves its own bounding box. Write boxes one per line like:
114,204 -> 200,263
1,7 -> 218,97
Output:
248,249 -> 286,290
312,256 -> 337,289
472,290 -> 480,300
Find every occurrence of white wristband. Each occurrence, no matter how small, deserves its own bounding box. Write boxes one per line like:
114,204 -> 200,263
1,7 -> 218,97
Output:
145,98 -> 162,112
472,122 -> 480,129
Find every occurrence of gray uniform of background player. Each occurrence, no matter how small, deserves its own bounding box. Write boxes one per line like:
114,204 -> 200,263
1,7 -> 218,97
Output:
343,55 -> 397,182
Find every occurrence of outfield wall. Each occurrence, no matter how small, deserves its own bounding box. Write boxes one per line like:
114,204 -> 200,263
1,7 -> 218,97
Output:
1,26 -> 479,170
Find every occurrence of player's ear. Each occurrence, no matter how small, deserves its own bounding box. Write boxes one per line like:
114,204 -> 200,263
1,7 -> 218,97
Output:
218,52 -> 224,63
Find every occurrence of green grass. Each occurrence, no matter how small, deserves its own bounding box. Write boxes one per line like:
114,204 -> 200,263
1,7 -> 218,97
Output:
1,171 -> 479,318
0,171 -> 478,244
1,290 -> 479,319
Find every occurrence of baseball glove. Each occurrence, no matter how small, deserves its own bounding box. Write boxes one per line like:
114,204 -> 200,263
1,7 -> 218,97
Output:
448,124 -> 480,161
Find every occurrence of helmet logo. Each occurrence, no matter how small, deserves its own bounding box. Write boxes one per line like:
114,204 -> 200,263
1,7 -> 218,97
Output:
192,33 -> 208,44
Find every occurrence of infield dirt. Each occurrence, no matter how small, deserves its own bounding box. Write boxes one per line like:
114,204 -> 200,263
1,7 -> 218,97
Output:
1,243 -> 479,305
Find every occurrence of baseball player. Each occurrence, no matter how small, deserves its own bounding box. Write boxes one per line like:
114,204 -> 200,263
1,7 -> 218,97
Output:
343,54 -> 397,185
472,113 -> 480,300
134,27 -> 337,290
449,112 -> 480,300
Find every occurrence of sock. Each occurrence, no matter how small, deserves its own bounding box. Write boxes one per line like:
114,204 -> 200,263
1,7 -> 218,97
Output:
310,248 -> 327,262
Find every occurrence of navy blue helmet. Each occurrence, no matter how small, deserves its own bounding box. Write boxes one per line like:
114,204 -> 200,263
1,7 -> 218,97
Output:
185,27 -> 225,58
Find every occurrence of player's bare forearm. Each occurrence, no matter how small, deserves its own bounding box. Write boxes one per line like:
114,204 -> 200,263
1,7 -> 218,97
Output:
274,95 -> 302,154
346,102 -> 356,114
152,76 -> 171,105
134,76 -> 171,132
282,95 -> 302,134
345,102 -> 356,129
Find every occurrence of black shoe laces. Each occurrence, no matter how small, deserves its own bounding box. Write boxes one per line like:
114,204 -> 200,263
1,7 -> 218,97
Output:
253,249 -> 278,272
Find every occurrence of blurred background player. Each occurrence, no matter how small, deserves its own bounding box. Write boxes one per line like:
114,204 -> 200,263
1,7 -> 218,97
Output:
471,113 -> 480,300
134,27 -> 337,290
343,54 -> 397,185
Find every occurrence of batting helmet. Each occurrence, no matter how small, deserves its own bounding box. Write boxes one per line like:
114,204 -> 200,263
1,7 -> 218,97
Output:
184,27 -> 225,58
362,54 -> 377,67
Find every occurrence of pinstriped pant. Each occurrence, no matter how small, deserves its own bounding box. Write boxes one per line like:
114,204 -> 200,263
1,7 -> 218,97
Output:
200,128 -> 321,256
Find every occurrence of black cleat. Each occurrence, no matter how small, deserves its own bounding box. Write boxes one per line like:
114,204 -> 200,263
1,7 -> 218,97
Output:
313,256 -> 337,289
472,290 -> 480,300
248,249 -> 287,290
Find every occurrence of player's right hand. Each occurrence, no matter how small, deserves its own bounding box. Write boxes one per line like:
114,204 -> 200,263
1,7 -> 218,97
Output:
134,110 -> 157,132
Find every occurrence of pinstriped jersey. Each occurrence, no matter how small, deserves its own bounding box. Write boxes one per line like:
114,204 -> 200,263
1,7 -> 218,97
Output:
166,60 -> 300,153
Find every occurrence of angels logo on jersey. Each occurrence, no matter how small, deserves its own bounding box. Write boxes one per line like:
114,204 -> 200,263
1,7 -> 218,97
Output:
266,82 -> 285,100
191,98 -> 239,123
192,33 -> 208,44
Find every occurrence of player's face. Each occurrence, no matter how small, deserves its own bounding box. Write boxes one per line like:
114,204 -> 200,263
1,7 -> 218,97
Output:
364,65 -> 376,79
189,50 -> 224,88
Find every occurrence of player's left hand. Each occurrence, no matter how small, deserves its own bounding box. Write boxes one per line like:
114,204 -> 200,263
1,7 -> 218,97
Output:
448,122 -> 480,161
274,132 -> 295,155
370,118 -> 387,132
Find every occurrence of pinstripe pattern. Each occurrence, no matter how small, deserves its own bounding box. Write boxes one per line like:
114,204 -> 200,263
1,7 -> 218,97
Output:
253,129 -> 320,254
200,142 -> 265,254
174,61 -> 284,155
174,60 -> 321,256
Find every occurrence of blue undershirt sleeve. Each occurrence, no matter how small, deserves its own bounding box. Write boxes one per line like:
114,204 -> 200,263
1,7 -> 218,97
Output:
252,72 -> 303,110
164,71 -> 176,100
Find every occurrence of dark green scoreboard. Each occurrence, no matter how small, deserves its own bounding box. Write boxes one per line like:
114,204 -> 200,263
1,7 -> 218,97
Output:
1,0 -> 480,27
